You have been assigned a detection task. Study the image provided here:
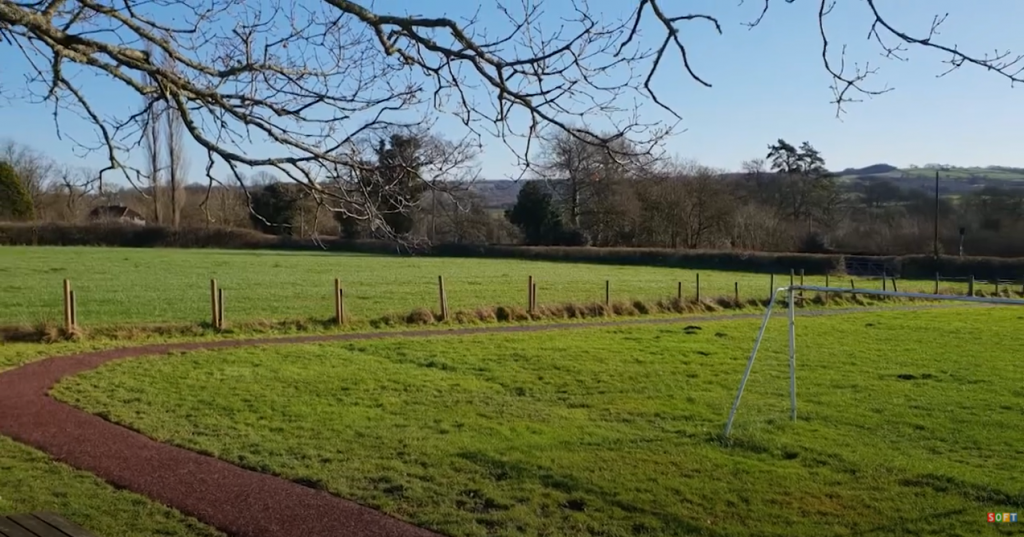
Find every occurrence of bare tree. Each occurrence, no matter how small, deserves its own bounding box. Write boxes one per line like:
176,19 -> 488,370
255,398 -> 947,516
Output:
429,188 -> 493,245
638,160 -> 733,249
533,128 -> 648,245
534,130 -> 603,230
54,165 -> 98,222
165,91 -> 188,228
141,72 -> 163,224
1,0 -> 1020,239
677,166 -> 735,249
331,127 -> 479,241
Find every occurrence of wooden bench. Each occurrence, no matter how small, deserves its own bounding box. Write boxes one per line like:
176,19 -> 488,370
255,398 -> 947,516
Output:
0,512 -> 98,537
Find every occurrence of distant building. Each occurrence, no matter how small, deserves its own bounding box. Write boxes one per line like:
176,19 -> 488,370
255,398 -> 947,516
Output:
87,205 -> 146,225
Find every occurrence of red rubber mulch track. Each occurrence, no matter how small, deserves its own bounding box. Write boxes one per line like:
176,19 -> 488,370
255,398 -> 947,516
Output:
0,306 -> 943,537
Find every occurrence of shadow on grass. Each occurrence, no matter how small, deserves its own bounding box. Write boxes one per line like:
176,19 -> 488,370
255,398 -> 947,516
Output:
455,450 -> 715,536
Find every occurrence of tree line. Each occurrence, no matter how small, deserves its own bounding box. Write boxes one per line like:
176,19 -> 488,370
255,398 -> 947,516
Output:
4,132 -> 1024,258
504,134 -> 1024,257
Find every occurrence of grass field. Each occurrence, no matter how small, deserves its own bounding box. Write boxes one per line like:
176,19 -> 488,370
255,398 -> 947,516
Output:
839,166 -> 1024,182
0,336 -> 223,536
0,434 -> 220,536
0,247 -> 970,328
52,307 -> 1024,536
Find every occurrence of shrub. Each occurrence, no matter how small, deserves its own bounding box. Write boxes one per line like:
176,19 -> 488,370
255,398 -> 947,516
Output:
405,308 -> 436,325
900,254 -> 1024,281
797,231 -> 834,254
611,301 -> 639,316
0,162 -> 35,221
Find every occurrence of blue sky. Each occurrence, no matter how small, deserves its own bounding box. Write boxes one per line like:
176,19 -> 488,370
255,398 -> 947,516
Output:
1,0 -> 1021,182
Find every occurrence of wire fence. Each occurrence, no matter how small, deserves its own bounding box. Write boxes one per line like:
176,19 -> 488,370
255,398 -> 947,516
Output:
10,268 -> 1017,333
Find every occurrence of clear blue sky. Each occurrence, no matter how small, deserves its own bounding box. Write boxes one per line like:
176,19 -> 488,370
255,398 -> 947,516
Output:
1,0 -> 1021,182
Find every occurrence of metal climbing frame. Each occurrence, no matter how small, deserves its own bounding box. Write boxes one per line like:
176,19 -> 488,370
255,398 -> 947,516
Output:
722,285 -> 1024,438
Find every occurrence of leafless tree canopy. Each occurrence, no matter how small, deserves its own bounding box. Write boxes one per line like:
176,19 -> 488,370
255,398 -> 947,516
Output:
1,0 -> 1020,234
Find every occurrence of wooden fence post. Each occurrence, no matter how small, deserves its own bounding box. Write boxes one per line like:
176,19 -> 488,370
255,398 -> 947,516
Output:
532,282 -> 538,312
891,276 -> 898,293
824,273 -> 830,304
334,278 -> 343,326
62,279 -> 72,332
677,281 -> 682,301
734,282 -> 739,303
528,275 -> 534,312
210,279 -> 219,329
968,275 -> 975,297
769,273 -> 775,301
882,270 -> 887,292
217,288 -> 225,329
605,280 -> 610,306
438,276 -> 449,321
69,289 -> 77,329
695,273 -> 701,302
935,272 -> 940,294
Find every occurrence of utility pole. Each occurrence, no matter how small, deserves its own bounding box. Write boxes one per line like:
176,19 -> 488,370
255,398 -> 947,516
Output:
933,169 -> 940,259
430,179 -> 437,243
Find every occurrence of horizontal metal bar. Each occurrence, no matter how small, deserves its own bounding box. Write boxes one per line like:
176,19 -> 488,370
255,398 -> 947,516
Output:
788,285 -> 1024,306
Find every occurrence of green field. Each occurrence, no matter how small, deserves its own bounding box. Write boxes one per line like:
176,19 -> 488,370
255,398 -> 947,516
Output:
0,434 -> 220,537
839,166 -> 1024,182
899,167 -> 1024,181
0,247 -> 968,328
0,336 -> 223,536
52,307 -> 1024,536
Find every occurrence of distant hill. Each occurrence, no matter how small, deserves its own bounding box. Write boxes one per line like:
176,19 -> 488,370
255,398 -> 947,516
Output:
468,180 -> 521,209
838,164 -> 1024,182
465,165 -> 1024,208
837,164 -> 1024,193
838,164 -> 899,176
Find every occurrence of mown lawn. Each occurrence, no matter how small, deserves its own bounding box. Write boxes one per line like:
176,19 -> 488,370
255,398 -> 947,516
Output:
0,337 -> 222,537
0,435 -> 220,537
0,246 -> 965,327
53,307 -> 1024,536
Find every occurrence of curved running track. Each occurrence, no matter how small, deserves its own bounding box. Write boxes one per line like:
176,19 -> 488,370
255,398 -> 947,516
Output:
0,306 -> 946,537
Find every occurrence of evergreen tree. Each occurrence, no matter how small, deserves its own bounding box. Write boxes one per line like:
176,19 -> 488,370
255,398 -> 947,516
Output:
505,180 -> 566,245
249,182 -> 302,235
0,161 -> 35,221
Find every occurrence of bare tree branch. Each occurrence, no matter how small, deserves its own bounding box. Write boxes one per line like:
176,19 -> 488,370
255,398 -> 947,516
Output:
0,0 -> 1019,239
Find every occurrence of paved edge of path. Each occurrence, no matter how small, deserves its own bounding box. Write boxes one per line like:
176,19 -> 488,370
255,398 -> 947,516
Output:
0,304 -> 964,537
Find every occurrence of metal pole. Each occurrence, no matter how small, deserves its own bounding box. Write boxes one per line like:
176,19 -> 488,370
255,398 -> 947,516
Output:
934,170 -> 940,259
723,287 -> 783,438
788,287 -> 797,422
430,179 -> 437,243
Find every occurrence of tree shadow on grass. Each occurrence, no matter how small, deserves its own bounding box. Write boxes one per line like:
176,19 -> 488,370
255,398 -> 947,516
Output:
455,450 -> 717,536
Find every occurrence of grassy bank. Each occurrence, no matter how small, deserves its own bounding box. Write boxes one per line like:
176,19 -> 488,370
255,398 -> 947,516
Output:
53,307 -> 1024,536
